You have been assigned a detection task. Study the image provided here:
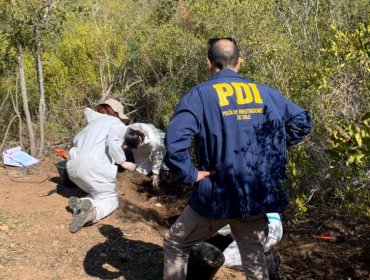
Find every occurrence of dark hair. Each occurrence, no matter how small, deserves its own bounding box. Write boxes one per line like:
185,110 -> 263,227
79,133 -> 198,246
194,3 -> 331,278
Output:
124,128 -> 145,149
207,37 -> 239,70
95,104 -> 119,118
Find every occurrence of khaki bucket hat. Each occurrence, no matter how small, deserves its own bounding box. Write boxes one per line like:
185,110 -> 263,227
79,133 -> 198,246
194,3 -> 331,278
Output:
100,99 -> 129,120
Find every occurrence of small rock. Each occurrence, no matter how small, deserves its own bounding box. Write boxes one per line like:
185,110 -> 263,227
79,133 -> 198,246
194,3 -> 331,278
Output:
148,197 -> 159,204
155,203 -> 162,208
0,224 -> 9,233
102,263 -> 118,272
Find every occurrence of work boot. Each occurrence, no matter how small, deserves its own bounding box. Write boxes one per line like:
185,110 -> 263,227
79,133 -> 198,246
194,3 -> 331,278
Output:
68,196 -> 82,215
69,199 -> 96,233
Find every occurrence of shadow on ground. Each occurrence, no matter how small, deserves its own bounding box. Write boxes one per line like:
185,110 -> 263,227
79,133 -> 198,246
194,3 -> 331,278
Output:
84,224 -> 163,280
49,176 -> 88,197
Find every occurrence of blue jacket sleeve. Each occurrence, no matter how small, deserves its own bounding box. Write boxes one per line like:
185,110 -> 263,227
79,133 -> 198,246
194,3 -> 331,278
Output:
164,90 -> 202,184
285,108 -> 312,146
267,88 -> 312,146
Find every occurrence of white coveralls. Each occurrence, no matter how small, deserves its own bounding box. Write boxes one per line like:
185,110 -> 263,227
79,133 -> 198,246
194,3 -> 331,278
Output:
66,108 -> 127,222
126,123 -> 166,175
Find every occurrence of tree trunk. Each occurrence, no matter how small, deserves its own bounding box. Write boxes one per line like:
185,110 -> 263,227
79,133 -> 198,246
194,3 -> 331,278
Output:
34,0 -> 54,157
36,45 -> 46,157
17,43 -> 36,156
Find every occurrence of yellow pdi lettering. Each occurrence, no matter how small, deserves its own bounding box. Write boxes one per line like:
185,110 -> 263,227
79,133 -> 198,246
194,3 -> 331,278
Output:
248,83 -> 263,104
213,82 -> 263,106
213,83 -> 234,106
231,82 -> 253,104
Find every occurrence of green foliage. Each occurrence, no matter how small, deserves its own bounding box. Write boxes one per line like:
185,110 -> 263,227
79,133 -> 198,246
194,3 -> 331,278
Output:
325,113 -> 370,217
57,23 -> 99,90
295,196 -> 308,214
150,0 -> 178,25
0,0 -> 370,216
323,24 -> 369,144
298,19 -> 370,217
314,21 -> 370,120
326,112 -> 370,168
284,144 -> 317,215
333,184 -> 370,217
328,22 -> 370,72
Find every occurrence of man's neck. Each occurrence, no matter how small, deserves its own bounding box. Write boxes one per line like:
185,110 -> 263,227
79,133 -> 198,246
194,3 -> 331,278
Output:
210,67 -> 237,76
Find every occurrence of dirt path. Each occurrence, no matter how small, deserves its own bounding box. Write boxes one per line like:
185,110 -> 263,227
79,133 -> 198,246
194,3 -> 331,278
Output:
0,158 -> 369,280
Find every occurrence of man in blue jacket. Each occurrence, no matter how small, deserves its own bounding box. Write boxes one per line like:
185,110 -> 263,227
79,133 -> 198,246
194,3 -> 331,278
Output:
163,37 -> 312,280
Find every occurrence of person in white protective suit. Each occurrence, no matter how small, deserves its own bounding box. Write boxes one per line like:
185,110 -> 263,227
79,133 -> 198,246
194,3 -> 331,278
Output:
66,99 -> 136,233
123,123 -> 166,188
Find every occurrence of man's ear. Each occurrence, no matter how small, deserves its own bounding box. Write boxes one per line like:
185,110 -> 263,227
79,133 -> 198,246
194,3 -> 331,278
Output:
207,58 -> 219,76
234,57 -> 241,72
207,58 -> 212,71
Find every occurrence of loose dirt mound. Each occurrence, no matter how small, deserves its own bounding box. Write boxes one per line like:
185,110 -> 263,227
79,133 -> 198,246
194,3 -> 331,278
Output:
0,158 -> 369,280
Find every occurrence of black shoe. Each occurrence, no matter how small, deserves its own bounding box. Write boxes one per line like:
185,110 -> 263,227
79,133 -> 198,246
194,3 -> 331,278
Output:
266,251 -> 287,280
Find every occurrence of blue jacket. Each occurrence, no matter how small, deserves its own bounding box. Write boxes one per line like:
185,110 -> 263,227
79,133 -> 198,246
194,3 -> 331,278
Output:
165,69 -> 312,218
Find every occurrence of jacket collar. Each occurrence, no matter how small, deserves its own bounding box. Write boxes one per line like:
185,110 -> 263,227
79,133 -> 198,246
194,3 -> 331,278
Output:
211,69 -> 242,80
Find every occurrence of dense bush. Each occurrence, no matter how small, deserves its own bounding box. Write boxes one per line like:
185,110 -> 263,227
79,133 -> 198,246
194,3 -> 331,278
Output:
0,0 -> 369,216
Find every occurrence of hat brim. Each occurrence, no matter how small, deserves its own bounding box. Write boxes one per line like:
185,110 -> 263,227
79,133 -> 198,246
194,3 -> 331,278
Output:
118,112 -> 129,120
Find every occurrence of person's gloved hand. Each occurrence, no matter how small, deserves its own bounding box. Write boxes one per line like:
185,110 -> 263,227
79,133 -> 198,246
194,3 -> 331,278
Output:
151,174 -> 160,188
121,161 -> 136,171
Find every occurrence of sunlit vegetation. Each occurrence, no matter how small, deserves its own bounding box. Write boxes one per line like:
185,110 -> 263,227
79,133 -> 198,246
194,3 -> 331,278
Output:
0,0 -> 369,216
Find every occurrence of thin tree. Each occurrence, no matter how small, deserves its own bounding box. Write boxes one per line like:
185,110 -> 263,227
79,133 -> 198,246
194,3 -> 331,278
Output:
34,0 -> 55,157
17,43 -> 36,156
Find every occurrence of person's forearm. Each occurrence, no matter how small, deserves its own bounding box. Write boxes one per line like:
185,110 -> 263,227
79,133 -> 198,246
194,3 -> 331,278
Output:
150,149 -> 165,175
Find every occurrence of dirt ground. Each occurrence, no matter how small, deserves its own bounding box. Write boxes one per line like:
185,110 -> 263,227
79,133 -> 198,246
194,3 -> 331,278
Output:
0,158 -> 369,280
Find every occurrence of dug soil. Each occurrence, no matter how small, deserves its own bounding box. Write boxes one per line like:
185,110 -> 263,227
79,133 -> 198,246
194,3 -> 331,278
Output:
0,158 -> 369,280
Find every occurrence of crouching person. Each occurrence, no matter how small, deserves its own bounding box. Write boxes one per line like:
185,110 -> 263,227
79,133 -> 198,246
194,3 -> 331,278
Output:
66,99 -> 136,233
124,123 -> 166,188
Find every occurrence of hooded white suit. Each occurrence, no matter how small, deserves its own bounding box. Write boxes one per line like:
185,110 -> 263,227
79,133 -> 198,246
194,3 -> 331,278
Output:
126,123 -> 166,175
67,108 -> 127,222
